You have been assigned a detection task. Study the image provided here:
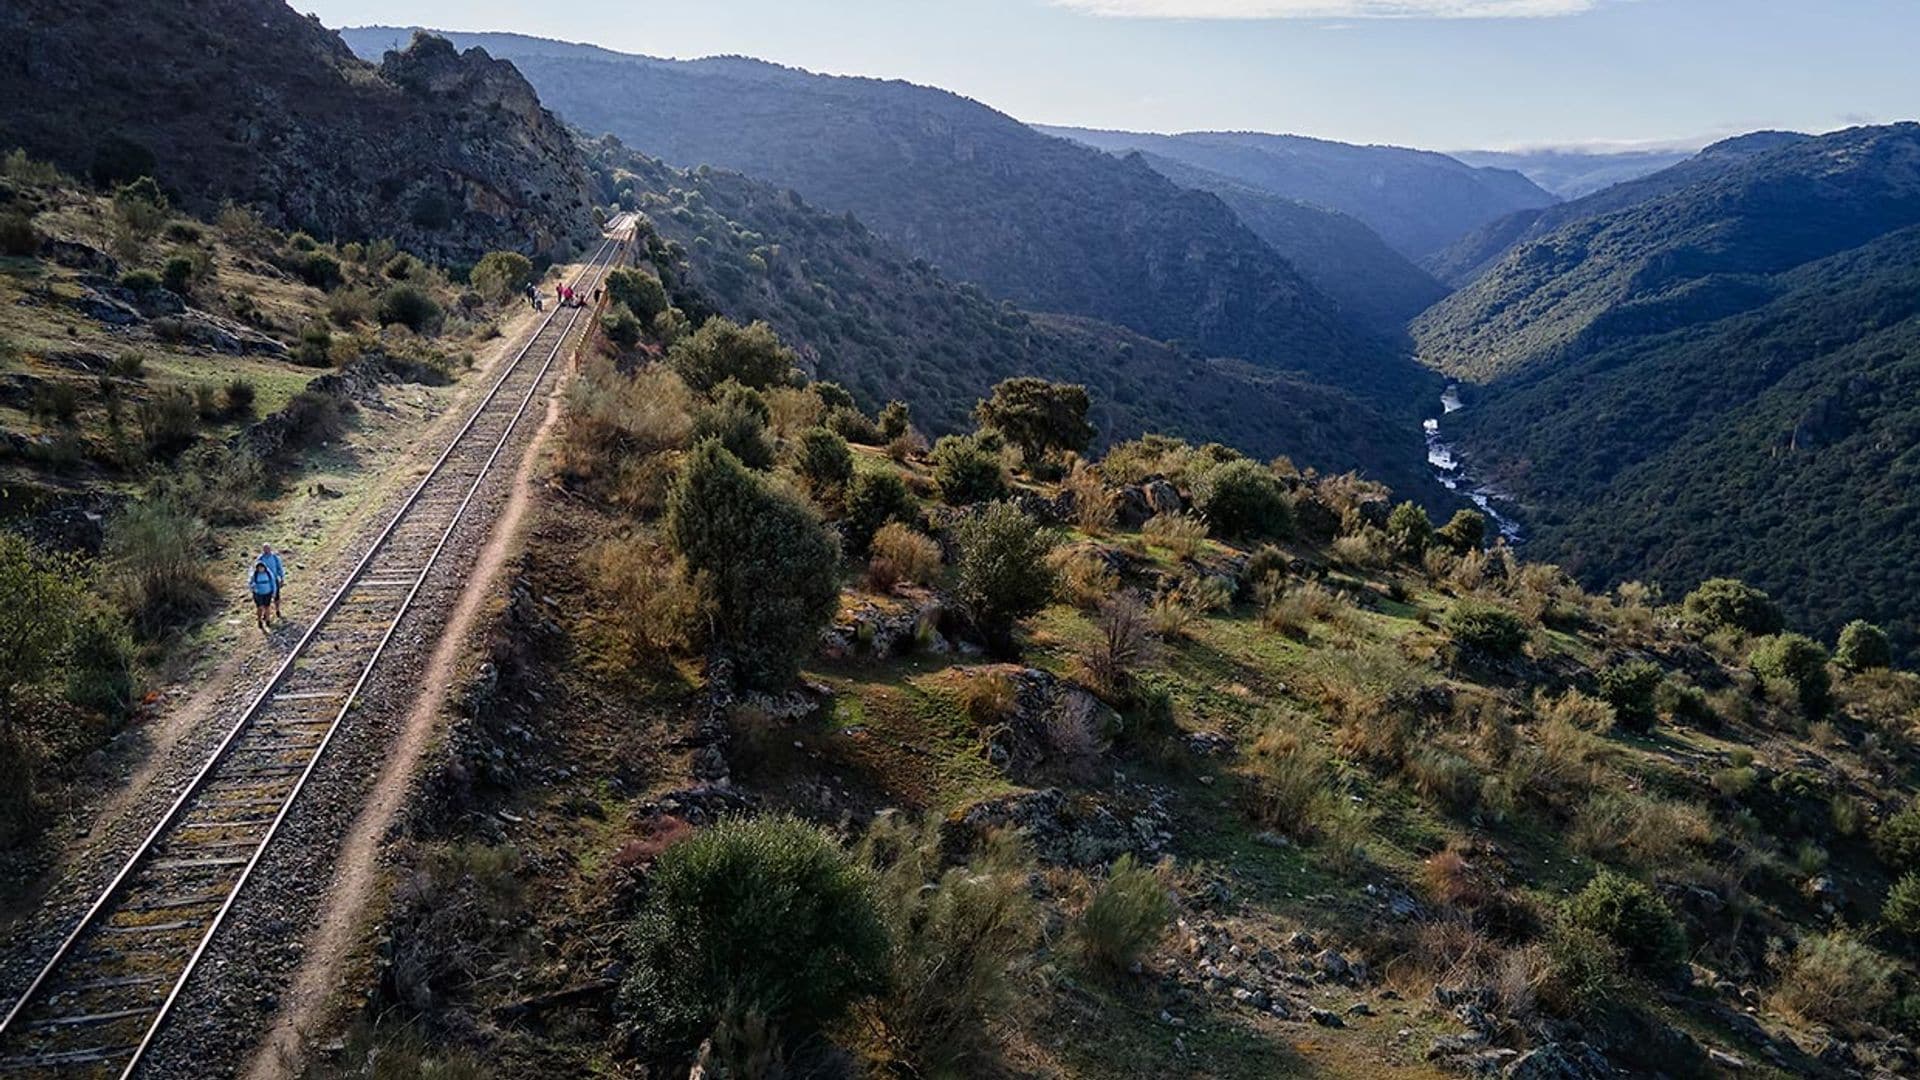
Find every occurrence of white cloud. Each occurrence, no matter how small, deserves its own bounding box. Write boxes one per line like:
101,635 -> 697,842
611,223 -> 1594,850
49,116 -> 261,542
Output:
1053,0 -> 1600,18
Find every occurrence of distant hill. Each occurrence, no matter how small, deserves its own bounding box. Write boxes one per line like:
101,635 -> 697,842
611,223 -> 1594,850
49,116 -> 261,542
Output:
1124,151 -> 1449,335
338,28 -> 1432,415
1428,132 -> 1812,285
1413,122 -> 1920,654
603,146 -> 1444,503
1450,146 -> 1696,199
0,2 -> 599,262
1040,125 -> 1557,259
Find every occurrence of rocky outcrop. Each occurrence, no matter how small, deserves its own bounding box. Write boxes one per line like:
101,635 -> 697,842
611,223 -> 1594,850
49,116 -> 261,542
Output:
0,1 -> 599,262
944,785 -> 1171,867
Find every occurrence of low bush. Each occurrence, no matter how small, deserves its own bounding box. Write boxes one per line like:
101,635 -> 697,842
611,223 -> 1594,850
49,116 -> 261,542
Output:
378,285 -> 444,334
119,269 -> 162,293
1835,620 -> 1892,673
137,388 -> 199,458
1064,461 -> 1118,534
867,523 -> 941,592
691,381 -> 774,471
0,211 -> 39,256
1749,633 -> 1832,718
1435,509 -> 1487,553
223,377 -> 256,415
1446,601 -> 1528,659
844,470 -> 916,555
280,390 -> 349,450
1883,874 -> 1920,937
30,381 -> 80,425
793,425 -> 853,498
1597,660 -> 1661,734
1239,729 -> 1338,841
930,434 -> 1007,505
105,497 -> 216,635
1047,545 -> 1118,610
1876,800 -> 1920,873
1385,501 -> 1433,558
1563,869 -> 1685,974
618,816 -> 889,1060
586,539 -> 711,669
1076,854 -> 1171,976
1077,593 -> 1156,703
299,251 -> 344,290
1682,578 -> 1783,636
1541,922 -> 1625,1017
668,317 -> 794,393
952,502 -> 1058,655
1141,512 -> 1206,560
1190,459 -> 1291,540
1771,932 -> 1896,1028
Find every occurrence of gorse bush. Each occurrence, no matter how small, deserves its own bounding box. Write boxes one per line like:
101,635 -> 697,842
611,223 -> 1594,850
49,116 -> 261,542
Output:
1077,854 -> 1171,976
618,816 -> 889,1060
1446,601 -> 1528,658
1597,660 -> 1662,734
666,440 -> 840,688
1190,458 -> 1291,540
930,434 -> 1007,505
1682,578 -> 1784,636
1835,620 -> 1892,672
1564,869 -> 1685,974
1749,632 -> 1832,717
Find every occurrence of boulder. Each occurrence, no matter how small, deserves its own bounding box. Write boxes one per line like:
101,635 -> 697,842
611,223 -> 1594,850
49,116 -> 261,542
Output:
1502,1044 -> 1610,1080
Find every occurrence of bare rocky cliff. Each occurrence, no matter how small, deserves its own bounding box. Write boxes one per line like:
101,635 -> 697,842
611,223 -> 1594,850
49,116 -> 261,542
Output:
0,0 -> 599,262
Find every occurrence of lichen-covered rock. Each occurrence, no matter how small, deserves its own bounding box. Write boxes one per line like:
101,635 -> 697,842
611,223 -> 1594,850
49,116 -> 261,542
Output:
944,785 -> 1171,866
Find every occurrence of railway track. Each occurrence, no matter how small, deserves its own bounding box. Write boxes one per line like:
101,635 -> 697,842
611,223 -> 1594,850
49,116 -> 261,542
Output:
0,218 -> 632,1078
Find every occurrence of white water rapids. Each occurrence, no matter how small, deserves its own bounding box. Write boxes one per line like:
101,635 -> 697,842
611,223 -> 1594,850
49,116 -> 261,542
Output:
1423,386 -> 1524,542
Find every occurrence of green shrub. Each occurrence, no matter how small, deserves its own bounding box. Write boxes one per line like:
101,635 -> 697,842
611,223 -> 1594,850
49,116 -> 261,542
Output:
1384,501 -> 1433,557
1876,801 -> 1920,873
1240,545 -> 1290,594
974,377 -> 1093,464
1597,661 -> 1662,734
1772,932 -> 1895,1027
668,317 -> 794,392
299,252 -> 344,290
110,176 -> 168,235
1884,874 -> 1920,938
930,434 -> 1007,505
137,388 -> 199,458
468,250 -> 533,302
1542,921 -> 1626,1016
1682,578 -> 1783,636
223,378 -> 256,415
1435,509 -> 1487,553
30,381 -> 80,425
845,470 -> 916,554
877,400 -> 912,442
1835,620 -> 1893,672
294,322 -> 333,367
1658,680 -> 1718,729
953,502 -> 1058,655
605,268 -> 670,321
793,426 -> 852,497
162,256 -> 195,295
825,405 -> 881,445
105,498 -> 215,635
618,815 -> 889,1059
1445,601 -> 1528,659
692,381 -> 774,471
856,819 -> 1037,1075
666,441 -> 840,687
378,285 -> 443,334
0,211 -> 39,256
1076,854 -> 1171,975
1564,869 -> 1685,973
1190,459 -> 1291,540
119,269 -> 161,293
600,303 -> 643,349
1750,633 -> 1832,717
65,607 -> 135,717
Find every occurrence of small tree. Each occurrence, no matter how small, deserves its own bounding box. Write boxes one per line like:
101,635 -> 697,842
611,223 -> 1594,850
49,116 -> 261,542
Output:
1435,509 -> 1487,553
1835,620 -> 1892,672
469,250 -> 534,302
606,269 -> 671,321
1750,633 -> 1832,717
793,426 -> 853,498
877,400 -> 912,442
974,377 -> 1093,464
930,434 -> 1007,506
845,470 -> 916,554
378,285 -> 444,335
1385,501 -> 1434,559
665,441 -> 840,687
668,318 -> 795,393
619,815 -> 890,1060
1682,578 -> 1784,636
1597,660 -> 1662,734
1190,459 -> 1291,540
953,502 -> 1058,655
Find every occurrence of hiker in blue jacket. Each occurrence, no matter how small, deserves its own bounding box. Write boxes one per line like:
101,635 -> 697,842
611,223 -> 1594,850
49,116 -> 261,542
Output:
250,559 -> 277,632
259,543 -> 285,623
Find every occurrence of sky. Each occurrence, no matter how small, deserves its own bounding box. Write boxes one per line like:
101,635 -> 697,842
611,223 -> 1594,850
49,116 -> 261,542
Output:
296,0 -> 1920,150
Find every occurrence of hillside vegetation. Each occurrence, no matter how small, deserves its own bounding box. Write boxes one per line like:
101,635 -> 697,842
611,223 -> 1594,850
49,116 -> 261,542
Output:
0,4 -> 598,262
1042,125 -> 1556,260
325,253 -> 1920,1080
339,28 -> 1429,417
602,147 -> 1443,502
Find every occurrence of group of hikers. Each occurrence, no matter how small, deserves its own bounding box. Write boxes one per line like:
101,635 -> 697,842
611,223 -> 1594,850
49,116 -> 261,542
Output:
525,281 -> 599,310
248,544 -> 285,632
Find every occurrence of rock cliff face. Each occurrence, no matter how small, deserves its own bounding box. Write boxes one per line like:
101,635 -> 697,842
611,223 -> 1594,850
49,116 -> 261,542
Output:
0,1 -> 598,262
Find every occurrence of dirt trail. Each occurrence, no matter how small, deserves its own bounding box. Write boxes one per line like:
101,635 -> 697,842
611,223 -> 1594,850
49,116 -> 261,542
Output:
241,328 -> 578,1080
